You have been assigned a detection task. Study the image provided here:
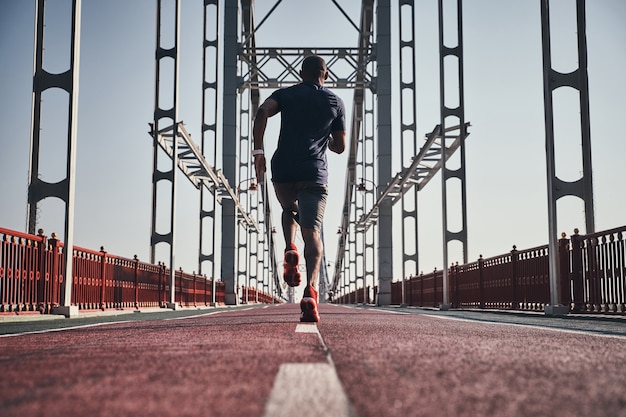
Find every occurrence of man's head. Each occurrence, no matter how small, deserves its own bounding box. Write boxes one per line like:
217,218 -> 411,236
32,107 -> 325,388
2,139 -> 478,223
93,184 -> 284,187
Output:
300,55 -> 328,84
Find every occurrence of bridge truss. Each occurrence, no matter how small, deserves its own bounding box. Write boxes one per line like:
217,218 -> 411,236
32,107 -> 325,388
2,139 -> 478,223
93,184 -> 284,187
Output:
26,0 -> 595,315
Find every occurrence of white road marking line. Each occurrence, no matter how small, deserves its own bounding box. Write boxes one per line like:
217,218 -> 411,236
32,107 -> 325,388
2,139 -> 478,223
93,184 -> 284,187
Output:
295,323 -> 319,334
0,309 -> 234,337
263,363 -> 355,417
422,313 -> 626,340
0,321 -> 133,338
338,304 -> 410,314
164,310 -> 226,321
263,321 -> 356,416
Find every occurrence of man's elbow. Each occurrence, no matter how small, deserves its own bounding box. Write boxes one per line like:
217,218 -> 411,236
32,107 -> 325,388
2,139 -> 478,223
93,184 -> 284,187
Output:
330,132 -> 346,154
254,107 -> 267,124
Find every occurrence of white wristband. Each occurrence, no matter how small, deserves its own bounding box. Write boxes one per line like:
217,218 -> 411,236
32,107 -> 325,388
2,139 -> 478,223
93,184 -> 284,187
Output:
252,149 -> 264,156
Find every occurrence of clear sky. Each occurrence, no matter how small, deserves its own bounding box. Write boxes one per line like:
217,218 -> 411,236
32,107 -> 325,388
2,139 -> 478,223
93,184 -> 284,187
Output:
1,1 -> 625,292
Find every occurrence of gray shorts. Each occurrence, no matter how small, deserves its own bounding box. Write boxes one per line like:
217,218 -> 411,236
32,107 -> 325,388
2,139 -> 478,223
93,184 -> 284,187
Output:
273,181 -> 328,231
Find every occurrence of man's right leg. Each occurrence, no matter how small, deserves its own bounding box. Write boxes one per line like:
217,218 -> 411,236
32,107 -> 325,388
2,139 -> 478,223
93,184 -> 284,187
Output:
299,227 -> 322,322
301,227 -> 322,294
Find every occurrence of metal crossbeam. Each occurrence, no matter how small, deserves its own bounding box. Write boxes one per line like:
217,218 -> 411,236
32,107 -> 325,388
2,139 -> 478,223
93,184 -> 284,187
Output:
239,47 -> 374,90
151,122 -> 259,233
355,123 -> 470,232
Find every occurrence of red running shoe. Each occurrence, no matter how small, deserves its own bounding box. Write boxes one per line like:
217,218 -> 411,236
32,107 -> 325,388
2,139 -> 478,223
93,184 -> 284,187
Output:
283,243 -> 301,287
300,286 -> 320,322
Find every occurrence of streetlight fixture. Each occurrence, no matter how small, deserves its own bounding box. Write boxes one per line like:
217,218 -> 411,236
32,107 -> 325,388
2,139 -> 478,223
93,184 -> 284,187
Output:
357,177 -> 376,193
237,178 -> 258,194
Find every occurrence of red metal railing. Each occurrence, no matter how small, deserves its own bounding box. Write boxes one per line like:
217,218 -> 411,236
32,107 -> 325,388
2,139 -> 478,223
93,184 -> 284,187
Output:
337,225 -> 626,314
0,228 -> 59,313
450,244 -> 551,310
0,227 -> 279,313
332,286 -> 372,305
570,226 -> 626,313
241,286 -> 280,304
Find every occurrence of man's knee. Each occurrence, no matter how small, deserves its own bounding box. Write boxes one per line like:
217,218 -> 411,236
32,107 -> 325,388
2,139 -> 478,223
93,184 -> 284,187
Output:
301,229 -> 322,249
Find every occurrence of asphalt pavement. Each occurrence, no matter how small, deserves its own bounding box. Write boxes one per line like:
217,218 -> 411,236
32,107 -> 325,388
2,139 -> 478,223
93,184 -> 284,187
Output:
1,303 -> 624,417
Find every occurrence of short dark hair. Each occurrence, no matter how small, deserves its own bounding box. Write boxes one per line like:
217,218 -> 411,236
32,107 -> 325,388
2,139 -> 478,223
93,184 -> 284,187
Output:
301,55 -> 326,77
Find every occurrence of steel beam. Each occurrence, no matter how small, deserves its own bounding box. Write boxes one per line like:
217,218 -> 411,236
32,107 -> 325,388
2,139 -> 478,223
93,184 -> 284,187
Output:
199,0 -> 220,305
376,0 -> 393,306
398,0 -> 419,302
439,0 -> 468,308
150,0 -> 182,309
222,0 -> 240,305
331,0 -> 375,297
240,47 -> 374,90
355,123 -> 470,232
540,0 -> 594,314
150,123 -> 259,232
27,0 -> 82,316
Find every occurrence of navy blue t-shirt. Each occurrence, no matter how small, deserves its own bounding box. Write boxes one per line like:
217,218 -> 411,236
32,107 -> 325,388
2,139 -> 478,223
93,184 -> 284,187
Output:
269,81 -> 346,184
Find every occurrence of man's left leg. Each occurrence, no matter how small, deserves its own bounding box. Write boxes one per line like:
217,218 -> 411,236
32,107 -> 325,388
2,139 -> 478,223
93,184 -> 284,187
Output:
300,227 -> 322,322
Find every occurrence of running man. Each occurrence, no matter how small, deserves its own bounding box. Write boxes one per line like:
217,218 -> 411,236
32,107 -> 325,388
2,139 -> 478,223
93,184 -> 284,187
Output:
252,55 -> 346,322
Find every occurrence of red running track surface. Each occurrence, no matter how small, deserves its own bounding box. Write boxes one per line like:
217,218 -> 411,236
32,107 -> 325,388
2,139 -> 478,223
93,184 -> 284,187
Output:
1,303 -> 625,417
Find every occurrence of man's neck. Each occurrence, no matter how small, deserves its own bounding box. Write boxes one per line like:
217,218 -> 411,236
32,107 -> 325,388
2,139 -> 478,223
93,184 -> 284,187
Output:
303,78 -> 324,87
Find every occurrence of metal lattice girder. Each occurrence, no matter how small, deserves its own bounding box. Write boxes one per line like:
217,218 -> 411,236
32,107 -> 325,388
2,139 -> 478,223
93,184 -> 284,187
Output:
331,0 -> 375,293
239,47 -> 375,90
150,122 -> 259,233
355,123 -> 470,232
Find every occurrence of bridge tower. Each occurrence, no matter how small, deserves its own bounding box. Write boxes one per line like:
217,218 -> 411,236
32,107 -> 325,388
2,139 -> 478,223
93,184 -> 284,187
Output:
27,0 -> 82,317
23,0 -> 595,313
540,0 -> 594,314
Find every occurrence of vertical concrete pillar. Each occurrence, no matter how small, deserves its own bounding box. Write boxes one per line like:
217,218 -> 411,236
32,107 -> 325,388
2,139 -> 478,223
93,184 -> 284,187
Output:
540,0 -> 593,315
222,0 -> 239,305
376,0 -> 393,306
28,0 -> 82,317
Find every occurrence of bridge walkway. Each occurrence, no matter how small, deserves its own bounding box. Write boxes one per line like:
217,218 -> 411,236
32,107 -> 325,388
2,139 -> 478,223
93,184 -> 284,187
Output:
1,304 -> 625,417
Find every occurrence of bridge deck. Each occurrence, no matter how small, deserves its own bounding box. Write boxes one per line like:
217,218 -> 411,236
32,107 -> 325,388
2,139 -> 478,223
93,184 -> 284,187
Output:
1,304 -> 625,417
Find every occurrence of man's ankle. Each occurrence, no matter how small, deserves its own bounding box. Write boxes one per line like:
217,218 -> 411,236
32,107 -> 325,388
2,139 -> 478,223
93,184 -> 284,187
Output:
304,285 -> 317,299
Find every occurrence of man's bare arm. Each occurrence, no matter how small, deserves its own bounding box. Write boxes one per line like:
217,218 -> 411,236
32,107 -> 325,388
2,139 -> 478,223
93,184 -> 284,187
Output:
252,98 -> 279,150
252,98 -> 279,182
328,130 -> 346,154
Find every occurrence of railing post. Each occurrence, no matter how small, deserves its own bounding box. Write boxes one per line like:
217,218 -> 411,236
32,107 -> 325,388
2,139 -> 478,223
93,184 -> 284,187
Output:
448,265 -> 454,308
178,267 -> 183,306
511,246 -> 518,310
211,275 -> 216,306
159,262 -> 165,307
419,272 -> 424,307
558,232 -> 572,310
433,267 -> 438,308
36,229 -> 48,313
193,271 -> 197,307
133,255 -> 139,310
570,229 -> 584,312
404,275 -> 413,306
478,255 -> 484,309
204,275 -> 208,306
49,233 -> 61,308
17,235 -> 26,312
401,274 -> 406,306
587,236 -> 600,311
100,247 -> 107,310
453,262 -> 460,308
